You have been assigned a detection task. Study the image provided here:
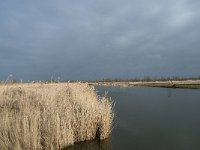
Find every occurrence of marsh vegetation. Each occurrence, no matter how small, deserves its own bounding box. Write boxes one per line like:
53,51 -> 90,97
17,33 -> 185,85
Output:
0,83 -> 114,150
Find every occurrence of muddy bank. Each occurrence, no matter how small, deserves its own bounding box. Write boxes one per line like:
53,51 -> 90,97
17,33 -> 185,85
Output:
88,80 -> 200,89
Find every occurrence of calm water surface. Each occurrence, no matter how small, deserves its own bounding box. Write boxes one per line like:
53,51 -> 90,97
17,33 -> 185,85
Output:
66,86 -> 200,150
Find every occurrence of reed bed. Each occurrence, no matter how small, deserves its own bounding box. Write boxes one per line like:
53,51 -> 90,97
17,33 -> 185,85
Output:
0,83 -> 114,150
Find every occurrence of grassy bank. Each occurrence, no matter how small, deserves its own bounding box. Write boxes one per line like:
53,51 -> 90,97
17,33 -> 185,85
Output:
0,83 -> 114,150
89,80 -> 200,89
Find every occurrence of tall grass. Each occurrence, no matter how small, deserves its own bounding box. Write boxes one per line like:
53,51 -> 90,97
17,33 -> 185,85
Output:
0,83 -> 114,150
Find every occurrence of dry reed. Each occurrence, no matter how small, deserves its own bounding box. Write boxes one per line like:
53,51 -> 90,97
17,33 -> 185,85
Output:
0,83 -> 114,150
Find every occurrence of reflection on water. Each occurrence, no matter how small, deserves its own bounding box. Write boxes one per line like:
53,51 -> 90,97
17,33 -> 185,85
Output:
97,86 -> 200,150
166,88 -> 175,98
63,139 -> 111,150
64,86 -> 200,150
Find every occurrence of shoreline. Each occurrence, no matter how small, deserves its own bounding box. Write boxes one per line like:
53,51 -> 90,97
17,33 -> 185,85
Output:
88,80 -> 200,89
1,80 -> 200,89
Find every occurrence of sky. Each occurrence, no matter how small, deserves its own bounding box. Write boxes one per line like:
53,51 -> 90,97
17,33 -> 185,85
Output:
0,0 -> 200,81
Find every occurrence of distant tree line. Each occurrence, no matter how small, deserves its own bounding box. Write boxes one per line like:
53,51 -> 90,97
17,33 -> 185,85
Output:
89,76 -> 200,82
1,75 -> 200,83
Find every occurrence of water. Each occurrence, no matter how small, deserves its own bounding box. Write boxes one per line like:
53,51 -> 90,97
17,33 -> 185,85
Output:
65,86 -> 200,150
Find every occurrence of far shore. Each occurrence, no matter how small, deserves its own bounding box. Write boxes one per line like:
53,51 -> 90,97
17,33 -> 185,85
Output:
88,80 -> 200,89
1,80 -> 200,89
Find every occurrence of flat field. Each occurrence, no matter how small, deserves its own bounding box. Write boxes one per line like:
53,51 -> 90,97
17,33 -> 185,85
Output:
89,80 -> 200,89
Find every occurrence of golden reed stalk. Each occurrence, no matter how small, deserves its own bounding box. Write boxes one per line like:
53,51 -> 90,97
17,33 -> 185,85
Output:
0,83 -> 114,150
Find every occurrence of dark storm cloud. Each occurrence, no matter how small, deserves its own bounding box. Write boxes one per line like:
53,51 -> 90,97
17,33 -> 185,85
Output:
0,0 -> 200,80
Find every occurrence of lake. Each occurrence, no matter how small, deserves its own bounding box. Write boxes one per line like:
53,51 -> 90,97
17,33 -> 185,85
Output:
65,86 -> 200,150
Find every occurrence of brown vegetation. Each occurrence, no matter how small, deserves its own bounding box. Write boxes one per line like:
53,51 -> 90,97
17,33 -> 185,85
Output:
0,83 -> 114,150
89,80 -> 200,89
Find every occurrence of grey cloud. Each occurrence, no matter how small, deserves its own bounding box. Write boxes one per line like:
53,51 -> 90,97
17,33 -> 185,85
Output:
0,0 -> 200,80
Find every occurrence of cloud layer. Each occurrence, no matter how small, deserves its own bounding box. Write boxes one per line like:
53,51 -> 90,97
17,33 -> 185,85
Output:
0,0 -> 200,80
